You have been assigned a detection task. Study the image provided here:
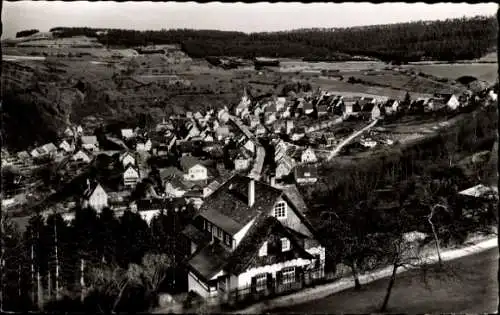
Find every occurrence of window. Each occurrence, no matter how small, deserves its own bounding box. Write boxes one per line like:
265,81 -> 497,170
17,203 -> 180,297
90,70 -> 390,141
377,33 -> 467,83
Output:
255,273 -> 267,292
216,226 -> 223,239
281,267 -> 295,284
218,277 -> 226,292
224,234 -> 232,246
258,242 -> 268,257
207,222 -> 212,233
281,238 -> 290,252
274,201 -> 286,218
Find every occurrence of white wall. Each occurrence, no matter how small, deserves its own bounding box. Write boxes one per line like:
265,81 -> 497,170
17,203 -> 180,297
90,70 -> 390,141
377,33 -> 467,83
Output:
269,197 -> 313,238
233,218 -> 256,249
139,210 -> 160,224
188,272 -> 218,298
235,258 -> 312,289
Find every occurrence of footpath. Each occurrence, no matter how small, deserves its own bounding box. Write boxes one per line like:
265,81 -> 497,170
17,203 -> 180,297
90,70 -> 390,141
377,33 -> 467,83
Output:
233,235 -> 497,314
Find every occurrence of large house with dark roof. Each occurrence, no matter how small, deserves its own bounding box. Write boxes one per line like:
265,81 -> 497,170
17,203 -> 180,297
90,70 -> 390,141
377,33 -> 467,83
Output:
182,175 -> 325,301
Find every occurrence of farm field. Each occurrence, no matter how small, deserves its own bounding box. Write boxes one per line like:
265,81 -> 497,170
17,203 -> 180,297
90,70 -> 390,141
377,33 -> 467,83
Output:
402,63 -> 498,83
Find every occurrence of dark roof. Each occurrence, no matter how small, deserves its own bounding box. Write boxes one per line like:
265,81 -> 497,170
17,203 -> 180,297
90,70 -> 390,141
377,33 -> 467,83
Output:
384,99 -> 397,107
224,215 -> 314,275
83,181 -> 103,199
198,175 -> 283,232
188,241 -> 232,281
136,198 -> 170,212
159,167 -> 184,180
294,164 -> 318,178
200,208 -> 243,235
281,185 -> 309,216
180,155 -> 204,172
361,101 -> 376,112
182,224 -> 211,247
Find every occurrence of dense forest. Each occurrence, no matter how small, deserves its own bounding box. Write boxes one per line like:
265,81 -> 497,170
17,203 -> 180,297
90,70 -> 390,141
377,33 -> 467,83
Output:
16,29 -> 40,38
49,15 -> 497,61
1,206 -> 195,312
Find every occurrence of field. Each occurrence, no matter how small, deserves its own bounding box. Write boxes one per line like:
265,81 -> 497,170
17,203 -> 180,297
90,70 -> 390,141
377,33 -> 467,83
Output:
402,63 -> 498,84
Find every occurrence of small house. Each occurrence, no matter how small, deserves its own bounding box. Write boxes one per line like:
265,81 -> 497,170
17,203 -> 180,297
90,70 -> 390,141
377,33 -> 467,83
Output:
276,156 -> 296,180
234,149 -> 253,171
123,165 -> 140,188
119,152 -> 136,168
300,148 -> 318,164
59,140 -> 74,153
136,139 -> 153,152
82,181 -> 108,212
63,127 -> 74,138
121,129 -> 135,140
81,136 -> 99,152
216,126 -> 231,141
181,156 -> 208,181
303,101 -> 314,115
294,165 -> 318,184
71,150 -> 91,163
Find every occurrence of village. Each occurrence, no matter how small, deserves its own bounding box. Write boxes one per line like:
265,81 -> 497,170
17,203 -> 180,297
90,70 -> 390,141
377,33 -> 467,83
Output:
1,80 -> 498,310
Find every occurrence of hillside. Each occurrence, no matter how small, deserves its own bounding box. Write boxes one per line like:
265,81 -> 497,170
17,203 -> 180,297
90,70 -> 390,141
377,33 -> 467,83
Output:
44,15 -> 498,62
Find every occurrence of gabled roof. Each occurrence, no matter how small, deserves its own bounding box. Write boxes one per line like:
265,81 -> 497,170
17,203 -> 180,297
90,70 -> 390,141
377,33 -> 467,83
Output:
159,167 -> 184,180
223,215 -> 314,275
198,175 -> 283,233
187,241 -> 232,281
384,99 -> 398,107
83,182 -> 105,199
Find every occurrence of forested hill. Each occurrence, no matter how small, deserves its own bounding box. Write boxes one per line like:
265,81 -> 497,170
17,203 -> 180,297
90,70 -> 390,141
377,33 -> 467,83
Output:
48,15 -> 495,61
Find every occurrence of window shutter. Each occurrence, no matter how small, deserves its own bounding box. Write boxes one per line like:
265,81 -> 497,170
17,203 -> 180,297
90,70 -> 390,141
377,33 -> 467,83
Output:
295,266 -> 302,282
266,273 -> 273,290
251,276 -> 257,294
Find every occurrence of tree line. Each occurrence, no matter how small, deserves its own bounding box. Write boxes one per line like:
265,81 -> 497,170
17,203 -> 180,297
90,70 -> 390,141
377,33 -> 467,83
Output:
16,29 -> 40,38
1,205 -> 195,312
48,15 -> 497,61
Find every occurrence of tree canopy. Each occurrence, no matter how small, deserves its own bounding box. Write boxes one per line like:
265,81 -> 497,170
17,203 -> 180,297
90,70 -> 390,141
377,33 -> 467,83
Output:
50,15 -> 497,61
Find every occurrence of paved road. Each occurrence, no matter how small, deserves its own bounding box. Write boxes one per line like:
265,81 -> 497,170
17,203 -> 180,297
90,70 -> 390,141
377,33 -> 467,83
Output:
327,118 -> 379,161
269,247 -> 498,314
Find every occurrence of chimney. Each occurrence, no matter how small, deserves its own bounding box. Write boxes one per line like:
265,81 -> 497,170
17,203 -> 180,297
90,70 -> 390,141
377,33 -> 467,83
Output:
248,178 -> 255,207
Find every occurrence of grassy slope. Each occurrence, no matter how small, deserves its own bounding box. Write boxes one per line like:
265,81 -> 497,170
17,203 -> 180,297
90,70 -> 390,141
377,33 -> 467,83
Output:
269,247 -> 497,314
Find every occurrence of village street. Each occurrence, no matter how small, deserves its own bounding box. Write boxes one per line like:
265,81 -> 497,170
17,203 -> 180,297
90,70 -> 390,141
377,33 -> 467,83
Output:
327,118 -> 379,161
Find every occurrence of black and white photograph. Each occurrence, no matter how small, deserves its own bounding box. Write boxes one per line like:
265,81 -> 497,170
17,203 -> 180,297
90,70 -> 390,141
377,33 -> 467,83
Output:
1,1 -> 499,313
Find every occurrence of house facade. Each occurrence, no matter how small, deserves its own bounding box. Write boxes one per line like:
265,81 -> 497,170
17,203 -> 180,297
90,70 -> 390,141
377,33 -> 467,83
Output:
123,165 -> 140,188
82,182 -> 108,212
119,152 -> 136,168
300,148 -> 318,164
183,175 -> 325,301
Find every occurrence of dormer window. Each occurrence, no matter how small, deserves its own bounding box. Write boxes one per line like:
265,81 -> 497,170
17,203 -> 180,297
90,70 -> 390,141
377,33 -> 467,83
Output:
281,238 -> 290,252
274,201 -> 286,218
258,241 -> 268,257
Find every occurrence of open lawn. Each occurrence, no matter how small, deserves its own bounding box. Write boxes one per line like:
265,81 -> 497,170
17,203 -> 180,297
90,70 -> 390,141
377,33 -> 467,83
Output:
269,247 -> 498,314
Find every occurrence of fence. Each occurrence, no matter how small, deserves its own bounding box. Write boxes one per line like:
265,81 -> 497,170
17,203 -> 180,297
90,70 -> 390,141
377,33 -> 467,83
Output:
200,263 -> 328,308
